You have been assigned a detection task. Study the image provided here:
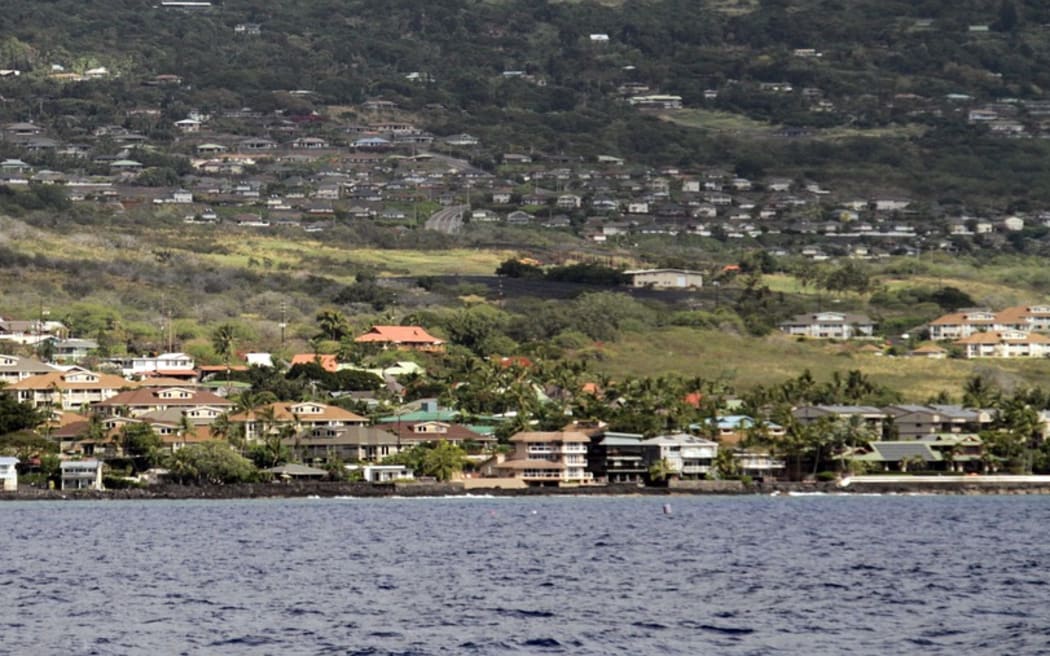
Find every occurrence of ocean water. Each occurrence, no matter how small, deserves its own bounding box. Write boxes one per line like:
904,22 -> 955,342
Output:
2,495 -> 1049,655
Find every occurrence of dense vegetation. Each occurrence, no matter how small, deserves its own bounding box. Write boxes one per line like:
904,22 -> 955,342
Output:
2,0 -> 1050,204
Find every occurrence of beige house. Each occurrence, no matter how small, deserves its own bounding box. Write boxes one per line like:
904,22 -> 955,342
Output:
228,401 -> 369,442
624,268 -> 704,289
7,368 -> 134,410
494,431 -> 593,486
955,331 -> 1050,359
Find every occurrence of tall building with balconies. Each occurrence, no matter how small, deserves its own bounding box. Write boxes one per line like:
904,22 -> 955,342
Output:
497,431 -> 593,486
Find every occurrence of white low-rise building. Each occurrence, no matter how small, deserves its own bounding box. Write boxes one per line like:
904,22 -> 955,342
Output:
642,433 -> 718,478
0,457 -> 19,491
61,460 -> 103,491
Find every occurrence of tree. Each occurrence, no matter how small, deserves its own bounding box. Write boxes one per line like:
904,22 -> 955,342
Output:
211,323 -> 238,368
167,441 -> 257,485
316,308 -> 350,342
421,440 -> 467,481
120,422 -> 162,469
648,458 -> 675,485
0,393 -> 43,436
712,448 -> 741,480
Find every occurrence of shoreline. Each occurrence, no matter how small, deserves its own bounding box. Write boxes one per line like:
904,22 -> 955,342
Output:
4,477 -> 1050,501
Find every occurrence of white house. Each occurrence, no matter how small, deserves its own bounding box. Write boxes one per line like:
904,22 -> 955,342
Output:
60,460 -> 103,491
779,312 -> 877,339
0,457 -> 18,491
641,433 -> 718,479
624,268 -> 703,289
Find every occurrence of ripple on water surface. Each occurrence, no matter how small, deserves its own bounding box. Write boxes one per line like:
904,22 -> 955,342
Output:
1,495 -> 1048,655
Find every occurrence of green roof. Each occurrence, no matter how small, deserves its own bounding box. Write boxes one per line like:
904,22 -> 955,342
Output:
377,409 -> 459,423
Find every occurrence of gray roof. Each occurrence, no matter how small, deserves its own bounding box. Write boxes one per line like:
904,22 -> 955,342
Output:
263,464 -> 328,477
860,442 -> 942,463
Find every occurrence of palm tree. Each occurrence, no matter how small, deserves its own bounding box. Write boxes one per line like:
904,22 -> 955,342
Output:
647,458 -> 675,485
316,309 -> 350,342
212,323 -> 237,384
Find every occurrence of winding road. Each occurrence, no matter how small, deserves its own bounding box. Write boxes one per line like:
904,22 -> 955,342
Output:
424,204 -> 468,234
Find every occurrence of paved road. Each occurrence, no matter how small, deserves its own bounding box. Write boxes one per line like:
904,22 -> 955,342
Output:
424,204 -> 468,234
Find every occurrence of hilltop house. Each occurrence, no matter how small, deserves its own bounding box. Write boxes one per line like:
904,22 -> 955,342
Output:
928,305 -> 1050,340
955,331 -> 1050,359
779,312 -> 876,339
354,325 -> 445,352
625,268 -> 704,289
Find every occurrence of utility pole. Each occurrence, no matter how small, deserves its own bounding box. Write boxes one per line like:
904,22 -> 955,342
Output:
279,300 -> 287,345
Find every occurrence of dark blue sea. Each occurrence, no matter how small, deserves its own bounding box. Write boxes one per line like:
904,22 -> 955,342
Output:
2,495 -> 1049,655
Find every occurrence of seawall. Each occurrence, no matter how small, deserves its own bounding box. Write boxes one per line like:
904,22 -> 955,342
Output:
3,477 -> 1050,501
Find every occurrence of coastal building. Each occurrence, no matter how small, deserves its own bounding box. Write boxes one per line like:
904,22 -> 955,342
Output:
586,432 -> 646,484
641,433 -> 719,479
348,464 -> 415,482
386,421 -> 495,450
495,431 -> 593,486
0,457 -> 18,491
883,405 -> 993,440
60,460 -> 103,490
793,405 -> 889,433
287,425 -> 403,464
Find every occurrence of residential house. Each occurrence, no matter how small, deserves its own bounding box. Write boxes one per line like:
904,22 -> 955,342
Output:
348,464 -> 414,482
779,312 -> 877,339
228,401 -> 368,442
0,457 -> 18,491
883,405 -> 993,440
955,331 -> 1050,359
288,425 -> 403,464
354,325 -> 445,352
7,368 -> 134,410
927,309 -> 998,340
641,433 -> 718,479
386,421 -> 495,450
289,353 -> 339,372
60,460 -> 103,490
494,431 -> 593,486
94,387 -> 233,418
108,352 -> 195,379
625,268 -> 703,289
586,432 -> 646,484
793,405 -> 889,433
0,354 -> 56,385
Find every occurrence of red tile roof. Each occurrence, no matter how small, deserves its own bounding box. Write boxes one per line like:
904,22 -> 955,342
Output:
290,353 -> 338,372
354,325 -> 443,345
